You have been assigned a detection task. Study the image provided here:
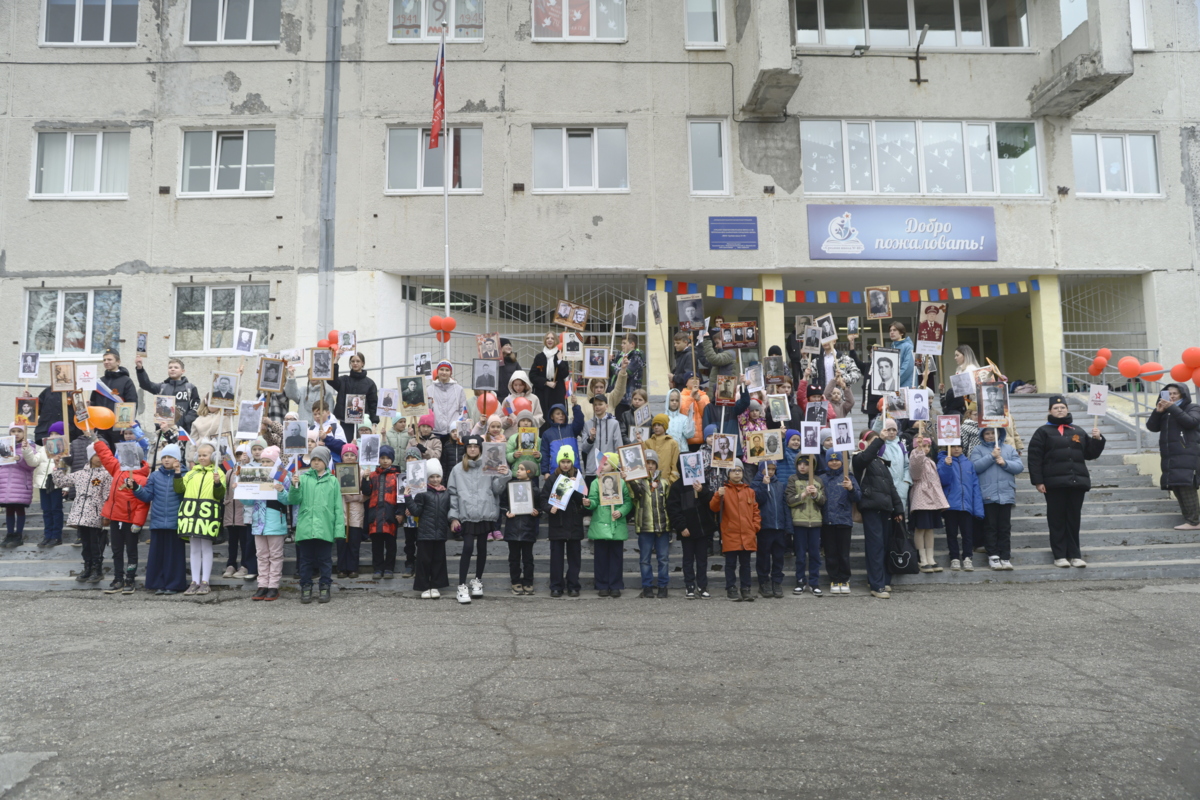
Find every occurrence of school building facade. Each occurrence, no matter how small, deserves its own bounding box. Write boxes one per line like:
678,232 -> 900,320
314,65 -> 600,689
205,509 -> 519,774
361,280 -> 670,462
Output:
1,0 -> 1197,412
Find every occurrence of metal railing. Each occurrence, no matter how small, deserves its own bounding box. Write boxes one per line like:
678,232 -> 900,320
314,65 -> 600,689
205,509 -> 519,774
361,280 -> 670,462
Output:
1060,348 -> 1158,451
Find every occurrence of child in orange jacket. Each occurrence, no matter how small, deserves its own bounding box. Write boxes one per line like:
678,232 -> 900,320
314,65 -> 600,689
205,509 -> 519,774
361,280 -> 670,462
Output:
709,459 -> 760,602
92,440 -> 150,594
679,376 -> 710,449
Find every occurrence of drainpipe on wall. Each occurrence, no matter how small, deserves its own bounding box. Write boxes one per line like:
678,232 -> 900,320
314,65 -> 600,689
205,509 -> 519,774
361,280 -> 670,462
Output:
317,0 -> 343,336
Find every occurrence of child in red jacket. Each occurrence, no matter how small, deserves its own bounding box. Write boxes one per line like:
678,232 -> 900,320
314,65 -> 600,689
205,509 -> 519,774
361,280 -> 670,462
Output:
93,440 -> 150,594
709,459 -> 761,602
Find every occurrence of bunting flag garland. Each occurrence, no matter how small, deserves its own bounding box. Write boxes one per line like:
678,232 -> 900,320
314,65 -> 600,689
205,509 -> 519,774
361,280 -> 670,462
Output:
644,278 -> 1041,303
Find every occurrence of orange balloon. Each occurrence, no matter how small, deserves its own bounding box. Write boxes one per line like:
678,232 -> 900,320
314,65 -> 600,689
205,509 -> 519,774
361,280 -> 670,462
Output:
1117,356 -> 1141,379
442,317 -> 457,332
1096,348 -> 1113,361
1183,347 -> 1200,370
86,406 -> 116,430
327,329 -> 339,345
1091,356 -> 1107,371
1171,363 -> 1193,382
317,339 -> 330,349
512,397 -> 532,414
429,316 -> 444,331
1139,362 -> 1166,380
1087,365 -> 1103,377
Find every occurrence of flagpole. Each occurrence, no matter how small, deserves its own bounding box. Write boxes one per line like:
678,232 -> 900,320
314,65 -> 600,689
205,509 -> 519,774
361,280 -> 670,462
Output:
440,26 -> 451,360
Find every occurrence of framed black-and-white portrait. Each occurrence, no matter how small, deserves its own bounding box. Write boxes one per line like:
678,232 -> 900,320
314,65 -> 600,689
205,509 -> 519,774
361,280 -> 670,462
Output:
473,359 -> 499,391
866,286 -> 892,320
310,349 -> 334,381
18,352 -> 40,381
870,348 -> 900,395
234,327 -> 257,354
257,358 -> 286,394
209,372 -> 239,411
815,313 -> 838,344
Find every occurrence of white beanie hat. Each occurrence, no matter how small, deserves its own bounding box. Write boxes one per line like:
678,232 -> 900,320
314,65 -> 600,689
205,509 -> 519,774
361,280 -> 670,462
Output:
425,458 -> 443,478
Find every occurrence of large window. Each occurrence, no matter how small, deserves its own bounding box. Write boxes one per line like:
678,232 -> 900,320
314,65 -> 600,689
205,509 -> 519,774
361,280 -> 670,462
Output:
688,120 -> 729,195
188,0 -> 280,43
801,119 -> 1041,196
33,131 -> 130,198
686,0 -> 724,46
25,289 -> 122,356
533,0 -> 627,40
180,129 -> 275,196
796,0 -> 1028,47
174,285 -> 269,353
532,127 -> 628,192
387,127 -> 482,193
44,0 -> 138,44
390,0 -> 484,41
1072,133 -> 1159,196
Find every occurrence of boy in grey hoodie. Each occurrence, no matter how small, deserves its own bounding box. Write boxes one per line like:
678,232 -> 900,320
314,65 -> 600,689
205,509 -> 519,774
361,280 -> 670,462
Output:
448,435 -> 511,603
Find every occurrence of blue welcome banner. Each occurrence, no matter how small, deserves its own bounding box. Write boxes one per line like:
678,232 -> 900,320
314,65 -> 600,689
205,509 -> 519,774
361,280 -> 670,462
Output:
807,204 -> 998,262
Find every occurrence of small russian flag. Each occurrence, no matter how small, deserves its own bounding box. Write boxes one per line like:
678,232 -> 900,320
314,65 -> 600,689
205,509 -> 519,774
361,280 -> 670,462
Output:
93,380 -> 121,404
272,460 -> 288,483
176,429 -> 190,443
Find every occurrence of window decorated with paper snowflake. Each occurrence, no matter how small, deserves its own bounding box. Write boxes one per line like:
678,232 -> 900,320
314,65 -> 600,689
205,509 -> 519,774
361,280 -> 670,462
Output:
534,0 -> 626,40
391,0 -> 483,41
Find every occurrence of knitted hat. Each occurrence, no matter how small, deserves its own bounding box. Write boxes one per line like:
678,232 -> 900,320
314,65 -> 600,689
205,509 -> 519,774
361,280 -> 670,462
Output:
486,413 -> 505,430
159,444 -> 182,462
405,446 -> 422,460
1048,395 -> 1068,409
604,452 -> 620,469
251,437 -> 268,451
651,413 -> 669,429
418,412 -> 435,428
49,422 -> 64,435
808,386 -> 825,398
86,444 -> 98,460
435,360 -> 453,375
749,400 -> 763,413
730,458 -> 744,472
8,422 -> 24,432
285,411 -> 299,421
643,449 -> 659,463
785,429 -> 801,445
556,444 -> 576,463
379,445 -> 396,462
768,345 -> 783,357
826,450 -> 842,463
341,443 -> 359,457
261,446 -> 281,462
499,338 -> 512,348
307,428 -> 319,441
819,427 -> 832,442
309,446 -> 331,467
703,424 -> 718,438
425,458 -> 443,477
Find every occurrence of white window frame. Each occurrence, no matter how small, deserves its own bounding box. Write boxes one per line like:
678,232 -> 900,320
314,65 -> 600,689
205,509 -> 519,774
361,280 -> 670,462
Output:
40,0 -> 139,46
530,126 -> 630,194
388,0 -> 485,43
685,0 -> 726,48
178,128 -> 276,198
801,118 -> 1043,197
1072,132 -> 1162,198
687,119 -> 731,196
530,0 -> 628,42
794,0 -> 1032,50
1129,0 -> 1150,49
171,284 -> 270,355
30,130 -> 130,200
23,288 -> 122,358
186,0 -> 280,44
384,126 -> 484,195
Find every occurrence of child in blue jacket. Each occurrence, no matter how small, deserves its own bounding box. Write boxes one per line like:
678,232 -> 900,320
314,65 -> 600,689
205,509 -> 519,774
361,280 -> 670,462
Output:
752,461 -> 791,598
132,443 -> 187,595
970,428 -> 1024,571
820,451 -> 861,595
539,402 -> 584,480
938,444 -> 985,571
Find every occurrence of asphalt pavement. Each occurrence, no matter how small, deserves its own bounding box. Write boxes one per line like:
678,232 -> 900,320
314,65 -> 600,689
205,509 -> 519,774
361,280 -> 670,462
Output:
1,580 -> 1198,799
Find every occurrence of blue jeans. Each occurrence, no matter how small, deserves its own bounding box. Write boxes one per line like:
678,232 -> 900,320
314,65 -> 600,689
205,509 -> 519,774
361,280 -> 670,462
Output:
755,529 -> 786,586
637,532 -> 670,588
793,526 -> 822,587
859,511 -> 890,592
296,539 -> 333,588
40,488 -> 64,541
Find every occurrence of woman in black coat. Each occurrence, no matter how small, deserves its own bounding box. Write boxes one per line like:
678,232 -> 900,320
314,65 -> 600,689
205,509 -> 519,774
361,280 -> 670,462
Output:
538,449 -> 585,597
852,433 -> 905,599
1146,383 -> 1200,529
408,463 -> 451,596
331,353 -> 379,440
1027,395 -> 1105,568
530,331 -> 570,414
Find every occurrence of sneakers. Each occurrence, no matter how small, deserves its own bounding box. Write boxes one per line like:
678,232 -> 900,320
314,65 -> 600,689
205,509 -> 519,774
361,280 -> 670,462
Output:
513,584 -> 525,596
657,587 -> 668,599
430,588 -> 441,599
772,583 -> 783,599
949,559 -> 962,571
197,582 -> 210,595
793,584 -> 805,595
374,571 -> 385,580
1053,558 -> 1070,568
1000,560 -> 1014,570
1070,558 -> 1088,568
870,589 -> 891,599
884,585 -> 892,593
244,573 -> 257,581
468,577 -> 483,598
223,566 -> 236,578
698,588 -> 710,598
104,577 -> 124,594
122,578 -> 135,595
685,586 -> 696,599
457,584 -> 472,604
421,589 -> 434,599
758,584 -> 773,599
740,587 -> 755,602
183,582 -> 200,596
233,566 -> 248,579
568,588 -> 580,597
383,570 -> 394,579
931,562 -> 944,572
962,558 -> 974,572
641,587 -> 655,599
919,563 -> 934,573
727,587 -> 740,601
300,586 -> 313,604
810,586 -> 823,597
318,586 -> 331,603
611,589 -> 621,598
842,583 -> 851,595
598,589 -> 610,597
401,568 -> 415,579
988,556 -> 1002,570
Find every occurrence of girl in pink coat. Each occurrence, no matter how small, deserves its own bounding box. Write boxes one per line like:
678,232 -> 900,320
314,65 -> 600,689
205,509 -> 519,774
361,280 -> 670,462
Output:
0,422 -> 40,548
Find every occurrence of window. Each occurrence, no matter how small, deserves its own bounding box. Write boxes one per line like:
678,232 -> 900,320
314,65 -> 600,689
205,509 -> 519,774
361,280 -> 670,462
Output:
390,0 -> 484,41
180,129 -> 275,196
25,289 -> 122,356
33,131 -> 130,198
387,127 -> 482,193
1072,133 -> 1160,196
688,120 -> 729,195
188,0 -> 280,43
174,285 -> 269,352
796,0 -> 1027,47
1129,0 -> 1148,48
402,284 -> 481,314
800,119 -> 1041,195
532,127 -> 628,192
686,0 -> 724,46
533,0 -> 626,40
44,0 -> 138,44
1059,0 -> 1085,39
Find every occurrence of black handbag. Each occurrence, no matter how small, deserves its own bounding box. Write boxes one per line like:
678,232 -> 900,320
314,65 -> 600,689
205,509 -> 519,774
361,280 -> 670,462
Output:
886,517 -> 921,575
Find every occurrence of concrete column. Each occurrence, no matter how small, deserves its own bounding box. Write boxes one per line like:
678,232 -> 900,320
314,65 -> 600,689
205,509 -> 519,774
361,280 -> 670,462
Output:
645,275 -> 673,401
1030,275 -> 1064,394
759,274 -> 785,355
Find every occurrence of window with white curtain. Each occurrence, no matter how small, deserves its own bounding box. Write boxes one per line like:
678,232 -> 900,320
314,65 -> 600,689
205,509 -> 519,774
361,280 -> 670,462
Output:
33,131 -> 130,198
688,120 -> 729,195
532,0 -> 627,40
180,129 -> 275,196
25,289 -> 122,355
390,0 -> 485,41
44,0 -> 139,44
188,0 -> 280,42
796,0 -> 1028,46
532,127 -> 629,192
686,0 -> 724,46
801,119 -> 1041,195
1071,133 -> 1160,196
386,127 -> 483,193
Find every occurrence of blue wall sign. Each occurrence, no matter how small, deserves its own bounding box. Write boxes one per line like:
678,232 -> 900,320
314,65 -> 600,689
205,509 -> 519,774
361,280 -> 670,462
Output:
806,204 -> 997,261
709,216 -> 758,250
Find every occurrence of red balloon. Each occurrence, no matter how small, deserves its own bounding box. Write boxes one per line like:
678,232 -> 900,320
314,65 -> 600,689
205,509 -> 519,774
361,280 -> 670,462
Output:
317,339 -> 330,349
512,397 -> 532,414
1183,347 -> 1200,370
1096,348 -> 1113,361
1171,363 -> 1193,382
429,316 -> 444,331
1117,356 -> 1142,379
442,317 -> 457,332
328,329 -> 339,345
477,392 -> 498,416
1087,365 -> 1103,377
1139,362 -> 1166,380
1091,356 -> 1107,371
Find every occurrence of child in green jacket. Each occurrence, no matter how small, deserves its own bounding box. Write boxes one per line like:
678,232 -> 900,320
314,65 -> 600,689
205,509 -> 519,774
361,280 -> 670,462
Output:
276,445 -> 345,604
583,453 -> 633,597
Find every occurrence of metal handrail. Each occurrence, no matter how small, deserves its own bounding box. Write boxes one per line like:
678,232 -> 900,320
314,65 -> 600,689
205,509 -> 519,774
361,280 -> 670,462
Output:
1060,348 -> 1159,451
